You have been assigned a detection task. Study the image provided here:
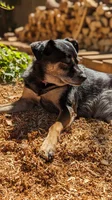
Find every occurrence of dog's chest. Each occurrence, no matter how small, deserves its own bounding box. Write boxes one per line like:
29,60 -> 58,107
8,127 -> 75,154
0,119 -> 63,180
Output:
40,86 -> 67,112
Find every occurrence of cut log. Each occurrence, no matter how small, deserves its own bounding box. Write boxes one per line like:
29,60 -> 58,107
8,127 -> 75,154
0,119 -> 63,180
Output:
84,0 -> 98,8
89,21 -> 102,31
15,27 -> 24,37
28,13 -> 36,25
4,32 -> 15,40
89,31 -> 102,39
60,1 -> 69,13
105,11 -> 112,18
46,0 -> 59,9
84,37 -> 92,47
101,17 -> 108,26
77,33 -> 83,40
73,2 -> 81,11
36,6 -> 46,11
82,28 -> 89,36
109,18 -> 112,28
109,32 -> 112,38
86,16 -> 95,25
100,27 -> 110,34
96,4 -> 110,16
8,37 -> 18,42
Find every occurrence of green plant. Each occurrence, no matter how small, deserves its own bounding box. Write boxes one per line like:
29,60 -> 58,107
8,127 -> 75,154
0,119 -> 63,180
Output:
0,1 -> 14,10
0,44 -> 31,83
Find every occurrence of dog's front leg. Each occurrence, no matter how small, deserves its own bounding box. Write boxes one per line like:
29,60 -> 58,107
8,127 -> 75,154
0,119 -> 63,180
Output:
39,105 -> 77,161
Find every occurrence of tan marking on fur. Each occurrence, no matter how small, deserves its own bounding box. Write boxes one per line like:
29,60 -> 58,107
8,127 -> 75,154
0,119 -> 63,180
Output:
46,63 -> 55,72
0,85 -> 67,113
46,62 -> 68,76
39,122 -> 63,160
45,73 -> 81,86
45,63 -> 81,86
44,74 -> 66,86
22,86 -> 40,102
41,86 -> 67,110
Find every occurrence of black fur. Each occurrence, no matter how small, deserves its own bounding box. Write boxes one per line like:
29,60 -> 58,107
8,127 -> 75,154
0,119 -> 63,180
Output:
67,68 -> 112,122
23,39 -> 112,123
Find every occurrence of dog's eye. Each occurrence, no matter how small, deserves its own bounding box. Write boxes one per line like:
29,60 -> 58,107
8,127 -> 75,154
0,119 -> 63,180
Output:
60,63 -> 69,71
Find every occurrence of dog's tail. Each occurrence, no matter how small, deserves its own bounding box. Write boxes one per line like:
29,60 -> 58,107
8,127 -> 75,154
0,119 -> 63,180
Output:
0,98 -> 34,113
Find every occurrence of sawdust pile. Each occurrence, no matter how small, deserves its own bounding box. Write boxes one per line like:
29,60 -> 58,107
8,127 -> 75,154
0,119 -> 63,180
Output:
0,82 -> 112,200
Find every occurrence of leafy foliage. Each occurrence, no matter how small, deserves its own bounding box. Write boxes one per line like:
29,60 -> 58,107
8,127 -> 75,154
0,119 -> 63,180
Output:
0,1 -> 14,10
0,44 -> 31,83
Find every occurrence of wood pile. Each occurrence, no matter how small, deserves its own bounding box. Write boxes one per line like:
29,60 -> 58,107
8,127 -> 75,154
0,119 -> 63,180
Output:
11,1 -> 112,52
79,3 -> 112,52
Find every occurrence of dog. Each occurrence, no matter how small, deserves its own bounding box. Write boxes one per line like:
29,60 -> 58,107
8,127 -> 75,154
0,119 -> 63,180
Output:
0,38 -> 112,161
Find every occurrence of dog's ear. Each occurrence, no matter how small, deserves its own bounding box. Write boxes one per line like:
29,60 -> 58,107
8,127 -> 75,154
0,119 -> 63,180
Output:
30,40 -> 55,60
44,40 -> 55,56
30,41 -> 44,60
65,38 -> 78,53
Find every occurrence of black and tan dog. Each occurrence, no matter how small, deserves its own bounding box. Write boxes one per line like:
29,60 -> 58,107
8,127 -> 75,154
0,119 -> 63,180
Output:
0,39 -> 112,160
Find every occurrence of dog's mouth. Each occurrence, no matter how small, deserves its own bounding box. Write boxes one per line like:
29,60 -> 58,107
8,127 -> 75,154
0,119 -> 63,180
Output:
60,78 -> 82,86
60,76 -> 86,86
43,74 -> 86,87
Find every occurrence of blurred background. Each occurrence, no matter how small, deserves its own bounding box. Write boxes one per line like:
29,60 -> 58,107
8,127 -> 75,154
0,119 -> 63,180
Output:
0,0 -> 112,53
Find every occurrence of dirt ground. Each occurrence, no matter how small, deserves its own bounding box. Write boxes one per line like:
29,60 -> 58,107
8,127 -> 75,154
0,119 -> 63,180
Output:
0,82 -> 112,200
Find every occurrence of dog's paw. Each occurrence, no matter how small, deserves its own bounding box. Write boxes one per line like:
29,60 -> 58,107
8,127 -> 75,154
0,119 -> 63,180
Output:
39,139 -> 55,161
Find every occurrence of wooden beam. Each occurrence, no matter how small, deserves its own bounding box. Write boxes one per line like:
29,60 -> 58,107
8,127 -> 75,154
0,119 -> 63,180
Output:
82,59 -> 102,71
78,51 -> 99,57
82,59 -> 112,74
103,59 -> 112,64
82,54 -> 112,60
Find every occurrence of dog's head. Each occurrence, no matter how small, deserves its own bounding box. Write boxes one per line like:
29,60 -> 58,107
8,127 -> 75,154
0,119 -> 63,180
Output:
30,38 -> 86,86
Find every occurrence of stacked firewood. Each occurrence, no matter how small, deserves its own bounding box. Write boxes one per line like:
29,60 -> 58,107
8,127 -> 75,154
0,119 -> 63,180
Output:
15,2 -> 85,42
14,1 -> 112,52
79,3 -> 112,52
